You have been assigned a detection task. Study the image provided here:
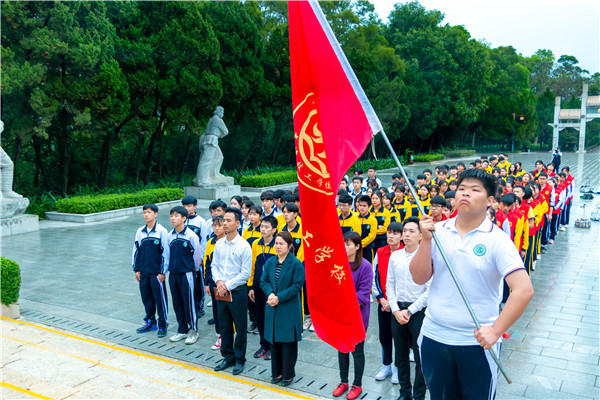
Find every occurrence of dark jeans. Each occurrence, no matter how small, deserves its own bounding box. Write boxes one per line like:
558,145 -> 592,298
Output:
247,286 -> 257,324
217,285 -> 248,364
541,218 -> 549,246
420,336 -> 498,400
271,341 -> 298,380
377,303 -> 393,365
338,330 -> 366,387
550,213 -> 560,240
392,308 -> 426,400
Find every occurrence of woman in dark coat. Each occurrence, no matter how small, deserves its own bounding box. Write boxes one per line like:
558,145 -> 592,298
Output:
260,231 -> 305,386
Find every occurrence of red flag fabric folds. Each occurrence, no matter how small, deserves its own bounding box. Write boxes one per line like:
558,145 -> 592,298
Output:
288,0 -> 382,352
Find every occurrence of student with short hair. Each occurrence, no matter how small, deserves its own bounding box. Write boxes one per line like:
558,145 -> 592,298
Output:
206,199 -> 227,243
356,195 -> 378,264
350,177 -> 366,202
387,217 -> 430,400
422,169 -> 433,185
240,199 -> 254,232
382,193 -> 401,223
272,189 -> 285,215
261,191 -> 280,218
367,166 -> 382,188
167,206 -> 203,345
277,193 -> 300,231
213,208 -> 253,375
182,195 -> 207,318
372,222 -> 405,384
370,191 -> 391,252
338,193 -> 362,235
410,169 -> 533,400
456,162 -> 466,173
248,215 -> 278,360
429,196 -> 447,223
243,205 -> 263,247
132,203 -> 170,338
204,215 -> 225,350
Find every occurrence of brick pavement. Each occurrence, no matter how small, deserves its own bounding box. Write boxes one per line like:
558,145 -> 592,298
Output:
2,150 -> 599,399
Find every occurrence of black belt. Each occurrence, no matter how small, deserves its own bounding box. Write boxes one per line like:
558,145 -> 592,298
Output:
397,301 -> 413,309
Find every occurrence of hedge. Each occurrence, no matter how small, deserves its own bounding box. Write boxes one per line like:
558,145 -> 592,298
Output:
413,153 -> 445,162
444,149 -> 476,158
1,257 -> 21,305
54,188 -> 184,214
239,170 -> 298,187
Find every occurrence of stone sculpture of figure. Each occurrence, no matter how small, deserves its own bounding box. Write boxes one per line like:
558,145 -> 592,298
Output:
0,121 -> 23,199
194,106 -> 229,186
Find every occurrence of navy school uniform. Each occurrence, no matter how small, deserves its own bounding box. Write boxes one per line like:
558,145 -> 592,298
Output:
167,226 -> 203,334
132,222 -> 170,329
186,214 -> 207,316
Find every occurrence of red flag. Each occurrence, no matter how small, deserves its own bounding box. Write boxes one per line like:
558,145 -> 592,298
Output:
289,0 -> 382,352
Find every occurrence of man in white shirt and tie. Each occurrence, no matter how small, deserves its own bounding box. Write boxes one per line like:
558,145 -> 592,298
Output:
386,216 -> 430,400
212,208 -> 252,375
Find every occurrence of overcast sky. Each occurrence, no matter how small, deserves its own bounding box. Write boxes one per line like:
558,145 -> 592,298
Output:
371,0 -> 599,75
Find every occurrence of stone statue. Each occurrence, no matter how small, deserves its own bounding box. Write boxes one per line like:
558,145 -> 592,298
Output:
194,106 -> 230,186
1,121 -> 23,199
0,121 -> 29,219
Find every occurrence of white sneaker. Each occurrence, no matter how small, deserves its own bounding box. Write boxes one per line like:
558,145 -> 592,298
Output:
170,333 -> 188,342
559,226 -> 566,231
391,365 -> 399,384
531,261 -> 536,271
548,239 -> 554,244
185,331 -> 199,345
536,254 -> 542,260
409,348 -> 415,362
211,336 -> 221,350
206,299 -> 213,307
303,317 -> 312,330
375,364 -> 392,381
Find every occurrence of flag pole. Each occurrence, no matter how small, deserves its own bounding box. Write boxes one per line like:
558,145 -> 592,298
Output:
378,129 -> 513,384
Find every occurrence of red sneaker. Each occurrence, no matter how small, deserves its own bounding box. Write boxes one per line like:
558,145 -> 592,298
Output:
346,385 -> 362,400
332,383 -> 349,397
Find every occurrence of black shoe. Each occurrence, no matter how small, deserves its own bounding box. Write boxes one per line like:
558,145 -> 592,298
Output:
157,328 -> 167,338
254,348 -> 267,358
197,310 -> 205,318
248,322 -> 258,333
271,377 -> 282,384
232,362 -> 244,375
214,360 -> 235,372
279,379 -> 292,387
397,394 -> 413,400
208,318 -> 215,325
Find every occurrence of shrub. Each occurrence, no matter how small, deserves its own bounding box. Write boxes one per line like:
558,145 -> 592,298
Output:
413,153 -> 445,162
239,170 -> 298,187
351,157 -> 405,172
444,149 -> 476,158
1,257 -> 21,305
54,188 -> 184,214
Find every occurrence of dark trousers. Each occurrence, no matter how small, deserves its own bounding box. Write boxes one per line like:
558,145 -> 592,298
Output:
363,248 -> 374,264
392,309 -> 426,400
338,331 -> 366,387
217,285 -> 248,364
139,272 -> 168,329
377,303 -> 393,366
271,341 -> 298,380
253,285 -> 270,349
169,271 -> 197,334
524,235 -> 534,275
550,213 -> 560,240
248,287 -> 257,324
302,282 -> 310,316
561,201 -> 572,225
194,270 -> 205,315
532,230 -> 540,260
420,336 -> 498,400
541,218 -> 549,246
208,280 -> 220,335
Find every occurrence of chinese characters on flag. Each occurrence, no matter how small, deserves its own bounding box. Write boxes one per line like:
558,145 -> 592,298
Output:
289,0 -> 382,352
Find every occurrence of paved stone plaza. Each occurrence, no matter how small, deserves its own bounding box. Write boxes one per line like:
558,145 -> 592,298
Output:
2,150 -> 599,399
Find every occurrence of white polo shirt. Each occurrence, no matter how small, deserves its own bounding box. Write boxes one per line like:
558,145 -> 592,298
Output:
420,216 -> 524,346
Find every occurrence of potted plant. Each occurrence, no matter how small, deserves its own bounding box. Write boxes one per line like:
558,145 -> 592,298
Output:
1,257 -> 21,319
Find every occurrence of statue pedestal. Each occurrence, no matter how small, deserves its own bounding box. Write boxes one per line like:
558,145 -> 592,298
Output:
1,197 -> 29,219
184,177 -> 240,200
1,214 -> 39,237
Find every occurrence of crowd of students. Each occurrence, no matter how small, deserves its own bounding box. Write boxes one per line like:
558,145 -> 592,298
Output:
131,151 -> 568,399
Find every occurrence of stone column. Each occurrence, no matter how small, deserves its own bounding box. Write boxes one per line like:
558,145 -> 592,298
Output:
551,96 -> 561,150
577,84 -> 588,153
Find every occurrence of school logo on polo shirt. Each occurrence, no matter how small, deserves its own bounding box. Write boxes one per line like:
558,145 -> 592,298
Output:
183,242 -> 188,247
154,240 -> 159,245
473,244 -> 486,256
295,238 -> 301,245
